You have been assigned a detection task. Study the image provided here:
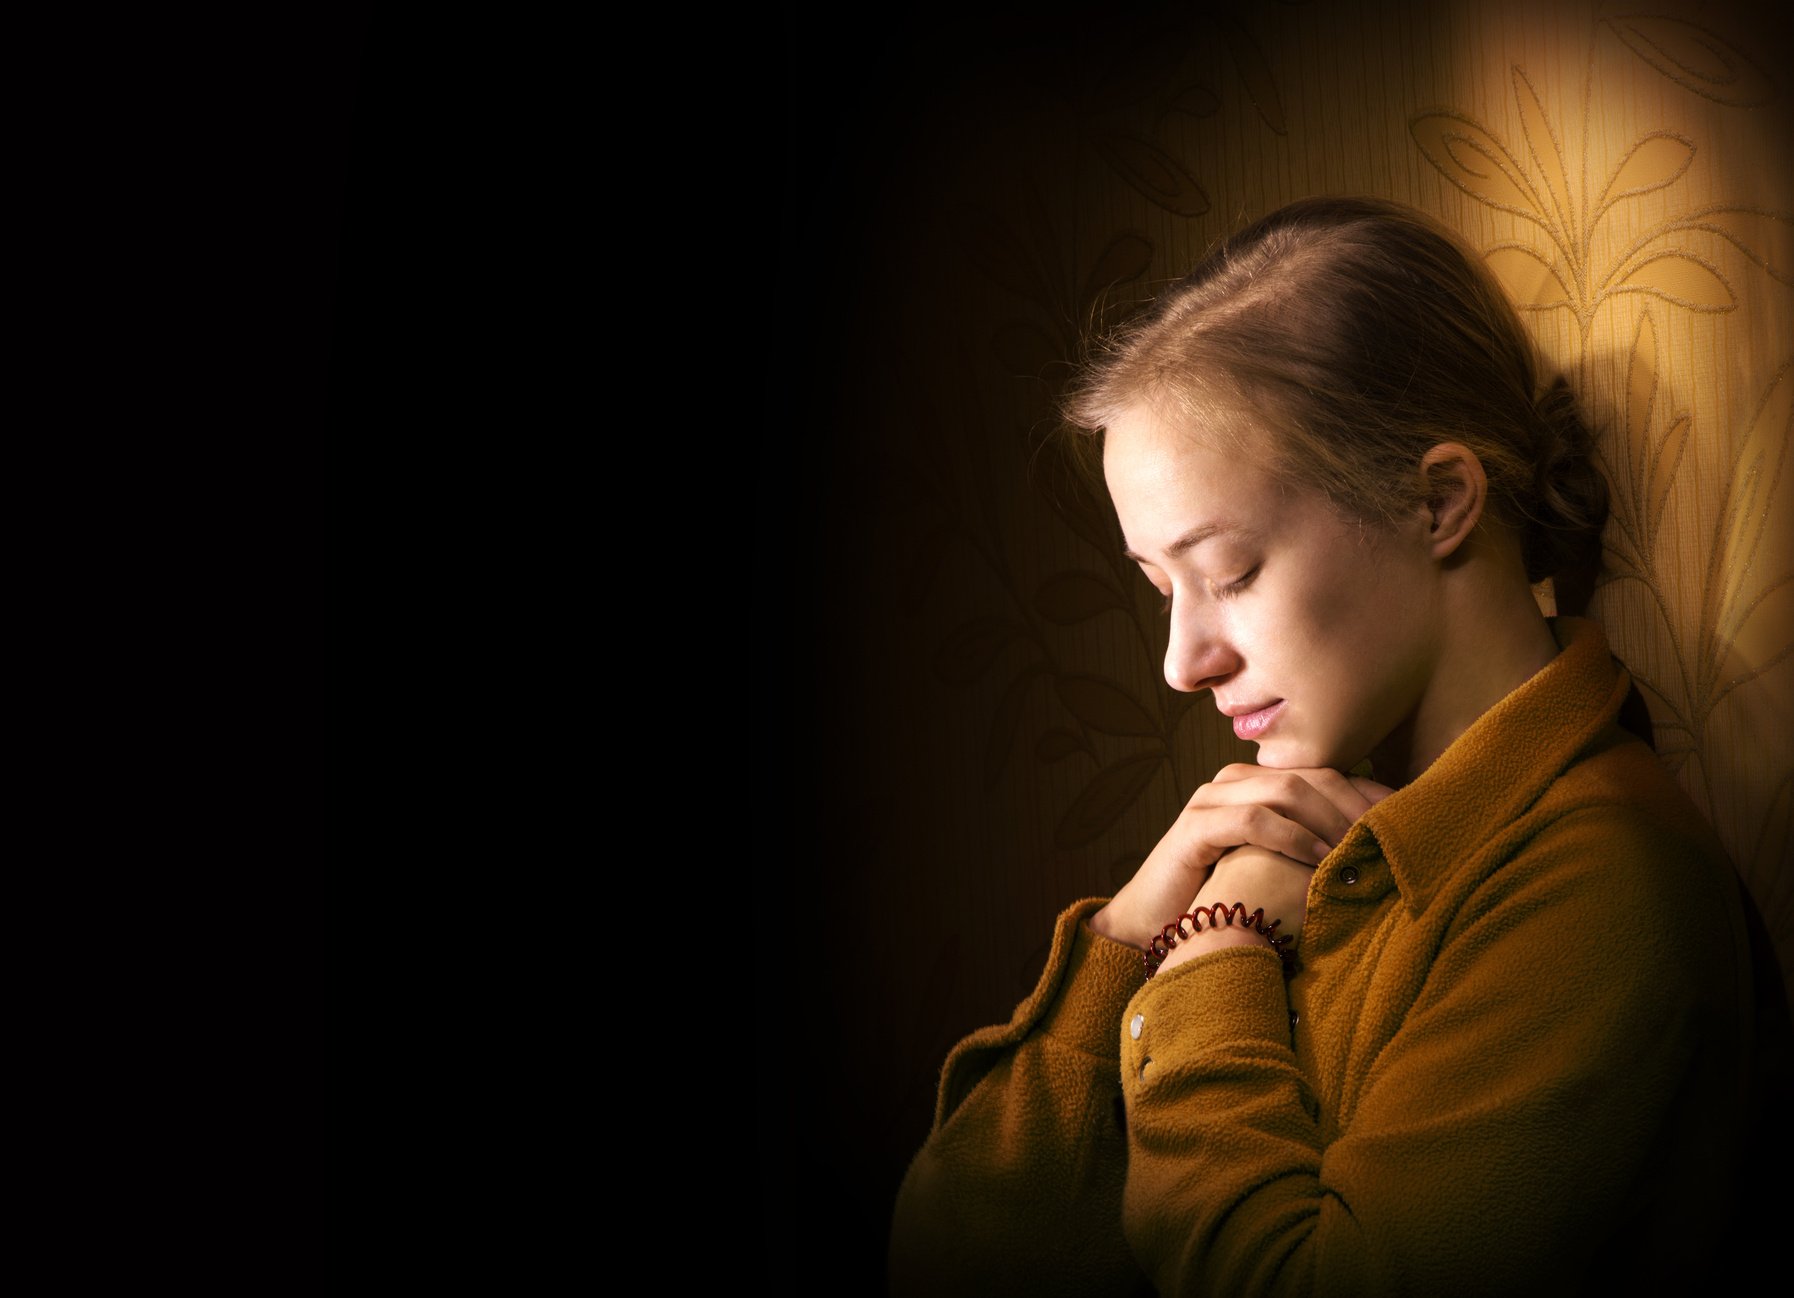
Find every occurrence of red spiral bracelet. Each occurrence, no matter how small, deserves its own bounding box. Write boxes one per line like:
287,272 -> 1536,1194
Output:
1141,901 -> 1295,978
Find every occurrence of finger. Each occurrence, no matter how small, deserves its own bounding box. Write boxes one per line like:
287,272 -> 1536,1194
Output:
1187,770 -> 1357,846
1244,764 -> 1393,823
1207,803 -> 1332,865
1348,774 -> 1397,805
1202,845 -> 1321,929
1280,766 -> 1378,822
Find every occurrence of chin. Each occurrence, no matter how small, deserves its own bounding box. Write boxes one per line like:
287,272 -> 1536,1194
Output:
1252,740 -> 1313,770
1253,737 -> 1355,773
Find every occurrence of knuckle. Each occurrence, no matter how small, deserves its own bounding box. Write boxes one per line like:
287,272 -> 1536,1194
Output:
1183,784 -> 1219,811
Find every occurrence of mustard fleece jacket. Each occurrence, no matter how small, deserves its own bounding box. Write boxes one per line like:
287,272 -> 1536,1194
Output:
889,617 -> 1758,1296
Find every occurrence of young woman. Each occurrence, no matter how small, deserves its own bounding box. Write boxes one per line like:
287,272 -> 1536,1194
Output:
887,197 -> 1764,1294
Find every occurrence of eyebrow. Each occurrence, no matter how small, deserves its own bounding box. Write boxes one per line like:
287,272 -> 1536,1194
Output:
1121,522 -> 1245,564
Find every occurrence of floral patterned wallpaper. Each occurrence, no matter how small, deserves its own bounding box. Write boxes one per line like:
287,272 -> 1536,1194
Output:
765,0 -> 1791,1285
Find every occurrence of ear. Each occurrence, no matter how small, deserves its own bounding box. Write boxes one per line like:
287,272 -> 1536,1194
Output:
1416,442 -> 1487,560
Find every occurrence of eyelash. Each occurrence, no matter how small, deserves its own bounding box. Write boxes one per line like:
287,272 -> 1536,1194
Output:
1222,564 -> 1261,597
1158,565 -> 1259,613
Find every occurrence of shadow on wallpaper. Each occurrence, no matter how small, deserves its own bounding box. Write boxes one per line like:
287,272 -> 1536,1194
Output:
762,0 -> 1794,1287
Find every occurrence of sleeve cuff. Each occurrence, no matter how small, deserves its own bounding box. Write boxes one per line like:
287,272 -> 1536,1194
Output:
933,897 -> 1137,1125
1122,945 -> 1290,1069
1031,903 -> 1151,1060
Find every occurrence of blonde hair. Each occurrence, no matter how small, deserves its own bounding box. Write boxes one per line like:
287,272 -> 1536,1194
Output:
1061,196 -> 1607,585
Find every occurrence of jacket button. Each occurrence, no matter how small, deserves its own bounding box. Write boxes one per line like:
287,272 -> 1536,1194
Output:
1130,1013 -> 1144,1040
1340,865 -> 1360,885
1289,1010 -> 1300,1029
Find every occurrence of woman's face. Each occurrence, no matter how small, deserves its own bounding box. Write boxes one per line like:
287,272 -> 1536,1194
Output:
1103,403 -> 1442,772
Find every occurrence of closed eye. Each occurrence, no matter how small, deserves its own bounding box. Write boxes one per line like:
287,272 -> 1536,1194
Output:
1215,564 -> 1260,598
1157,563 -> 1257,615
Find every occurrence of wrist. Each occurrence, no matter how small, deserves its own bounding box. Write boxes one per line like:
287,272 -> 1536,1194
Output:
1140,900 -> 1296,979
1155,921 -> 1263,974
1090,897 -> 1155,948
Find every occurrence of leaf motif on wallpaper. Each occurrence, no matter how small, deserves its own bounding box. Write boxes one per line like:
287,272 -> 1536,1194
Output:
1604,205 -> 1792,309
1167,681 -> 1208,730
1644,414 -> 1692,550
1485,244 -> 1572,308
1165,83 -> 1222,121
1081,232 -> 1156,307
1046,466 -> 1122,563
937,210 -> 1172,860
1607,14 -> 1776,107
1704,364 -> 1794,710
1604,312 -> 1690,569
1609,250 -> 1736,311
988,229 -> 1151,552
1056,674 -> 1162,737
1748,776 -> 1792,909
1410,67 -> 1780,334
1092,131 -> 1211,217
933,617 -> 1029,686
1597,326 -> 1794,796
1596,133 -> 1695,219
1595,310 -> 1689,769
1056,752 -> 1164,849
985,662 -> 1049,790
1512,66 -> 1575,234
1685,208 -> 1794,286
1215,14 -> 1287,136
1035,571 -> 1129,624
971,219 -> 1152,394
1410,111 -> 1541,220
1035,728 -> 1089,763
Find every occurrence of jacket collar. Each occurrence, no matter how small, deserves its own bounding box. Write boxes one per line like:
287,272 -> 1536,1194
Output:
1354,616 -> 1632,914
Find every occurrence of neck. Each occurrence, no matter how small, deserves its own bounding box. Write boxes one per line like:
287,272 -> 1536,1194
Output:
1370,575 -> 1562,787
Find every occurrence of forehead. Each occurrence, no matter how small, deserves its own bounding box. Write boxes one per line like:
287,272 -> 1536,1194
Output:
1102,399 -> 1276,475
1102,405 -> 1283,547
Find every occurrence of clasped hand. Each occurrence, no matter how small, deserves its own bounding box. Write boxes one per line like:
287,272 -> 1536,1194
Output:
1091,764 -> 1392,970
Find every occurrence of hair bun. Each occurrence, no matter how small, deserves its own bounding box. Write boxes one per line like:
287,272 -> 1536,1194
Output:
1523,375 -> 1609,590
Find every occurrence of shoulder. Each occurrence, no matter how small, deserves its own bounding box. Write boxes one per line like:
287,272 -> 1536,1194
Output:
1524,725 -> 1733,894
1477,725 -> 1750,1007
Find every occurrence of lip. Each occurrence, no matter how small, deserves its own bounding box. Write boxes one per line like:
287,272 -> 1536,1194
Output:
1225,699 -> 1285,741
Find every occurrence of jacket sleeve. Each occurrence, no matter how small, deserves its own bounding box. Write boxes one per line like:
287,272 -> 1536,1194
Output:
1116,810 -> 1746,1296
888,897 -> 1157,1298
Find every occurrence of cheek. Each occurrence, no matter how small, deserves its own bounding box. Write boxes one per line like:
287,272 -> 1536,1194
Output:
1274,561 -> 1382,665
1265,554 -> 1424,718
1317,533 -> 1421,632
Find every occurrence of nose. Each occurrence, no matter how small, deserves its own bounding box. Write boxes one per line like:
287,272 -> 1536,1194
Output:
1164,595 -> 1240,693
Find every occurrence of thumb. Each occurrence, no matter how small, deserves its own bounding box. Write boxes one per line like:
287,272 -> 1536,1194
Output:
1348,775 -> 1397,806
